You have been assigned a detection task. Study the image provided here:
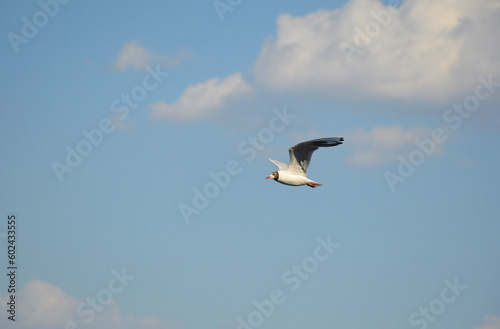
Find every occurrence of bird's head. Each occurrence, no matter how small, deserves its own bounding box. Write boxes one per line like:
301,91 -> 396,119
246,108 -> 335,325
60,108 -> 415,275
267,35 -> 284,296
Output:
266,171 -> 279,181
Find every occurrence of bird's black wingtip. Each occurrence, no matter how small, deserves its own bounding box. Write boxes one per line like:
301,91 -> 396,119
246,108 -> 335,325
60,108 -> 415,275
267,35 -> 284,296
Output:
313,137 -> 344,147
329,137 -> 344,145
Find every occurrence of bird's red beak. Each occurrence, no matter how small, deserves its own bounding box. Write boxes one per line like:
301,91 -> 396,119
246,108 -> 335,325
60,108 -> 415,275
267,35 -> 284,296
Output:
266,176 -> 272,179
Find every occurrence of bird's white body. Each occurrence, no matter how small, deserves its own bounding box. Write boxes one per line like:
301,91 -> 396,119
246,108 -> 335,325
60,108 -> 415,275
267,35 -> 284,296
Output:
266,137 -> 344,188
272,170 -> 322,187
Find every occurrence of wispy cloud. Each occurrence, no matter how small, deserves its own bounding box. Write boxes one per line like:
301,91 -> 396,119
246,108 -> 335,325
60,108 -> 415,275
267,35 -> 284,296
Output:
252,0 -> 500,102
110,112 -> 137,131
113,40 -> 189,71
0,279 -> 179,329
459,157 -> 480,168
149,72 -> 252,122
346,125 -> 442,167
474,315 -> 500,329
18,279 -> 80,327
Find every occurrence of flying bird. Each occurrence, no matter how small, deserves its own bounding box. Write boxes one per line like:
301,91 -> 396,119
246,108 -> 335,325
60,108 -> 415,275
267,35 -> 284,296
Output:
266,137 -> 344,188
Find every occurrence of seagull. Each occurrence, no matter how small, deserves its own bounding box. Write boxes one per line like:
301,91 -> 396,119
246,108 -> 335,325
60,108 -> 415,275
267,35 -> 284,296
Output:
266,137 -> 344,188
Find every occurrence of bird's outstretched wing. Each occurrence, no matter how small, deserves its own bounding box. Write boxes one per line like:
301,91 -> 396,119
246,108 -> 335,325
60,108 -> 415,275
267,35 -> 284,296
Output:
287,137 -> 344,175
268,158 -> 288,171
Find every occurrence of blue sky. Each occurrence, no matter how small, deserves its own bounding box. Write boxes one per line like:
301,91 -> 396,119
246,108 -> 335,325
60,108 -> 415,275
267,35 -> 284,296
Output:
1,0 -> 499,329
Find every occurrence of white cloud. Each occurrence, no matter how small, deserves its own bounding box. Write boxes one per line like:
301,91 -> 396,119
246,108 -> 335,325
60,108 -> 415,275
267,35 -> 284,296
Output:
0,279 -> 178,329
19,279 -> 80,327
89,302 -> 180,329
122,314 -> 179,329
474,315 -> 500,329
147,0 -> 499,125
149,72 -> 252,122
110,112 -> 137,131
252,0 -> 500,102
459,157 -> 480,168
345,125 -> 441,167
113,40 -> 189,71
